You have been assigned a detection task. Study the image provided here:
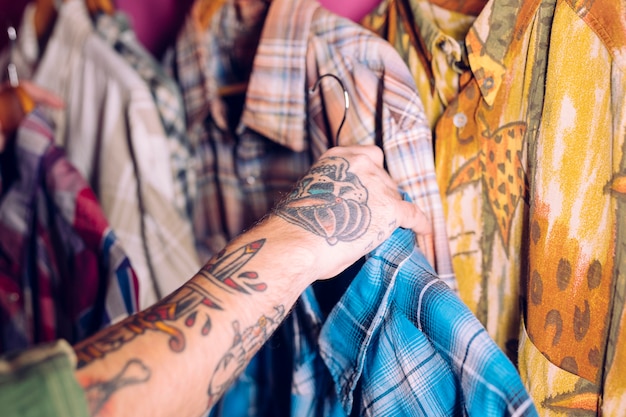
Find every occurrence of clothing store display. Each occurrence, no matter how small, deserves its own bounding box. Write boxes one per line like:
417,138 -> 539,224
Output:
3,0 -> 621,414
175,0 -> 455,288
362,0 -> 626,414
214,226 -> 537,417
0,109 -> 138,353
11,0 -> 201,309
0,340 -> 90,417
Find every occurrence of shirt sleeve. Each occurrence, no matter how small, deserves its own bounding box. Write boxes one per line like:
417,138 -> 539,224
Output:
0,340 -> 90,417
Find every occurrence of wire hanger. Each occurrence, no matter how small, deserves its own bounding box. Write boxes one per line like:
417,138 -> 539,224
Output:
5,25 -> 36,115
308,73 -> 350,147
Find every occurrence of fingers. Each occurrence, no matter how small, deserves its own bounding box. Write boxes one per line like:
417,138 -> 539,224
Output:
0,82 -> 65,151
325,144 -> 384,167
19,81 -> 65,109
277,144 -> 437,281
395,199 -> 433,236
324,145 -> 433,237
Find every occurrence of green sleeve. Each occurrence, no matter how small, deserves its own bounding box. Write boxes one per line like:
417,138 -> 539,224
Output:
0,340 -> 90,417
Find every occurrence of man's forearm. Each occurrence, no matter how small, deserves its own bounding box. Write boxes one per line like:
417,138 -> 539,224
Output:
73,219 -> 315,417
71,146 -> 429,417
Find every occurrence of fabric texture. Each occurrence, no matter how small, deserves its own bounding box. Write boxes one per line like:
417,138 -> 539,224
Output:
211,226 -> 538,417
94,11 -> 197,219
17,0 -> 201,308
174,0 -> 455,289
0,109 -> 138,354
0,339 -> 90,417
361,0 -> 626,414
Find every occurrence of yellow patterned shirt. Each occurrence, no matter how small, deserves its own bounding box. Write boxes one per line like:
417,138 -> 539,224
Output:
363,0 -> 626,415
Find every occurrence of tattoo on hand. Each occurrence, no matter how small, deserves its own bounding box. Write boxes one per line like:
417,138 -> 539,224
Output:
75,240 -> 268,368
274,156 -> 371,245
207,306 -> 285,406
84,359 -> 151,415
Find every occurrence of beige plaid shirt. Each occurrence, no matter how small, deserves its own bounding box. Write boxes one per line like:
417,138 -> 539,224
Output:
175,0 -> 455,287
15,1 -> 201,308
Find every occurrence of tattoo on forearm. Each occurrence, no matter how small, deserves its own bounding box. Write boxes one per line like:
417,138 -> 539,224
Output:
84,359 -> 151,415
75,240 -> 269,368
198,239 -> 268,294
274,155 -> 371,245
207,305 -> 285,405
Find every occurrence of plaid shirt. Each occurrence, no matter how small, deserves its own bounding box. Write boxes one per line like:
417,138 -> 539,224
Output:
175,0 -> 455,288
26,0 -> 201,308
210,225 -> 537,416
94,12 -> 197,219
0,340 -> 90,417
0,110 -> 138,354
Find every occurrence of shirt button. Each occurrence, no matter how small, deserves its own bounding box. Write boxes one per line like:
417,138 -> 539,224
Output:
245,175 -> 256,185
453,112 -> 467,128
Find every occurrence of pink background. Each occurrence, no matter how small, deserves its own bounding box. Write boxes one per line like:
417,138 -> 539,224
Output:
1,0 -> 382,57
117,0 -> 382,58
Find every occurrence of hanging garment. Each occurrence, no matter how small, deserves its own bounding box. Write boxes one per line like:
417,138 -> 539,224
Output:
113,0 -> 194,60
362,0 -> 626,415
175,0 -> 455,288
94,12 -> 197,219
362,0 -> 483,130
0,109 -> 138,354
212,226 -> 537,417
10,0 -> 201,309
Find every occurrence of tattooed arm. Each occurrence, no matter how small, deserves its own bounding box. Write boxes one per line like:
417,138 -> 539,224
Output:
73,145 -> 431,417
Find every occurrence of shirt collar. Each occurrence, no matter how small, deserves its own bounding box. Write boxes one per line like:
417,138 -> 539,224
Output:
464,0 -> 530,105
177,0 -> 319,152
240,0 -> 319,152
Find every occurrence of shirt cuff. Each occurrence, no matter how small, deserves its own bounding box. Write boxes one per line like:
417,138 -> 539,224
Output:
0,340 -> 90,417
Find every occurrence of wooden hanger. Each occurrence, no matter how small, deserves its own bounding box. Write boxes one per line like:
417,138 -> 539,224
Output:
192,0 -> 228,30
85,0 -> 115,16
217,82 -> 249,97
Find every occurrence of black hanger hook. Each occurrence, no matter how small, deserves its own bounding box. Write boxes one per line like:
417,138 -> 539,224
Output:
309,73 -> 350,147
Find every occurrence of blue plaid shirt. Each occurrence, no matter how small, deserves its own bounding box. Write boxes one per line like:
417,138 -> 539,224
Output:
209,226 -> 537,416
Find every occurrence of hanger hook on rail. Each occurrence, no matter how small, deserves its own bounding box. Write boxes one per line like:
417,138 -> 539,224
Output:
7,25 -> 19,87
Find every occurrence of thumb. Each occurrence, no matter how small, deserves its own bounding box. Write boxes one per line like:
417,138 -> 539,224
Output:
19,81 -> 64,109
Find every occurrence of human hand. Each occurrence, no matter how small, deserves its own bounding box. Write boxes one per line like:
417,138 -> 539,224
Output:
272,145 -> 432,281
0,81 -> 64,151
